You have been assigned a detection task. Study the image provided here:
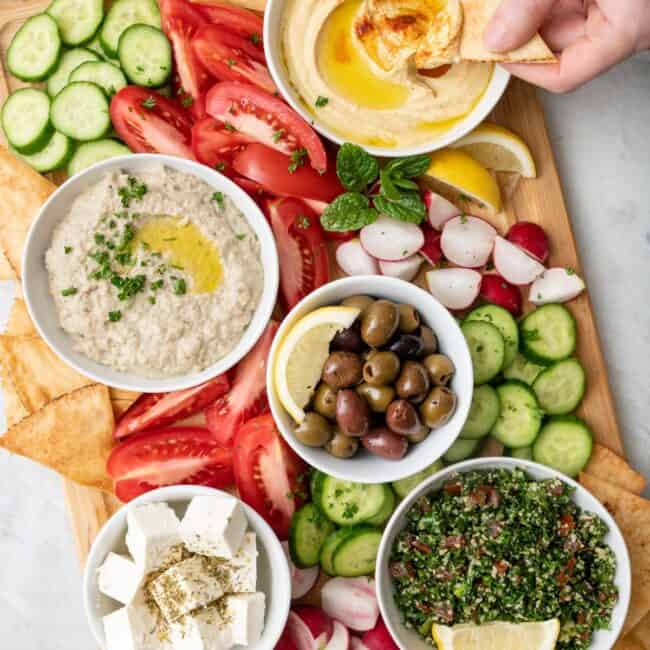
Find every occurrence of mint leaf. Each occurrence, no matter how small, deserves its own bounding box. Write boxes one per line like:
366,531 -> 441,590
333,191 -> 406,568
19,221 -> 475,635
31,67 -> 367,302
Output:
374,192 -> 426,224
379,168 -> 401,200
321,192 -> 378,232
392,176 -> 420,191
384,154 -> 431,179
336,143 -> 379,192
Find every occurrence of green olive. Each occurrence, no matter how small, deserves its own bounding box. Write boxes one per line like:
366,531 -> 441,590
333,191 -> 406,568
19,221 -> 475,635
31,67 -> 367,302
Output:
294,412 -> 333,447
407,427 -> 431,444
423,354 -> 455,386
325,429 -> 360,458
341,295 -> 375,315
419,386 -> 457,429
313,383 -> 338,420
362,351 -> 400,386
356,383 -> 396,413
398,304 -> 421,333
395,360 -> 430,403
419,326 -> 438,357
361,300 -> 399,347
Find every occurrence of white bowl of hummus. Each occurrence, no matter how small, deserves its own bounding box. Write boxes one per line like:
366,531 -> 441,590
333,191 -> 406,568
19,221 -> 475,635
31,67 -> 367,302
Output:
22,154 -> 279,393
264,0 -> 510,156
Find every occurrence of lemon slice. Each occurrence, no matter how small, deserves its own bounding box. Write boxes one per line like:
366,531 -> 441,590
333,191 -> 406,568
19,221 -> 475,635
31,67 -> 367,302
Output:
452,122 -> 537,178
273,306 -> 361,423
424,148 -> 502,213
433,619 -> 560,650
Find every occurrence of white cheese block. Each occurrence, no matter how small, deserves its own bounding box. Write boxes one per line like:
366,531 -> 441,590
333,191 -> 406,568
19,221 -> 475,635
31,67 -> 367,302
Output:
98,552 -> 143,605
169,605 -> 233,650
226,532 -> 258,593
180,495 -> 247,559
223,592 -> 266,646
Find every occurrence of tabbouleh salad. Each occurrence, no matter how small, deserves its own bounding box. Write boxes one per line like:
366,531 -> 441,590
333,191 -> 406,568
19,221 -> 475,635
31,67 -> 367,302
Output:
390,468 -> 618,649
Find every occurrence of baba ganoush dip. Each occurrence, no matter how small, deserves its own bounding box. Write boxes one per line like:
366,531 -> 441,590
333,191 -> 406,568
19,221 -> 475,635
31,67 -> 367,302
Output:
46,166 -> 263,378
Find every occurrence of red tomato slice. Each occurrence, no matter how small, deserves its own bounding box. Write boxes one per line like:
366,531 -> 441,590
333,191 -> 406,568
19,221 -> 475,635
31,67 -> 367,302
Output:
191,116 -> 255,170
205,81 -> 328,173
111,87 -> 195,157
264,196 -> 330,311
233,414 -> 307,539
108,427 -> 234,502
231,174 -> 266,197
205,321 -> 278,446
194,1 -> 264,45
232,144 -> 342,202
114,375 -> 230,439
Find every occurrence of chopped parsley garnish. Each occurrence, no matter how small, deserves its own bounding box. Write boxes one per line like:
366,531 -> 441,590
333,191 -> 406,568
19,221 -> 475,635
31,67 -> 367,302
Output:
181,95 -> 194,108
64,246 -> 72,255
288,148 -> 308,174
236,233 -> 246,240
94,233 -> 105,245
141,96 -> 156,109
342,502 -> 359,520
212,191 -> 224,206
61,287 -> 77,297
295,215 -> 311,229
116,274 -> 146,301
250,32 -> 261,45
118,176 -> 148,208
151,279 -> 163,291
148,296 -> 156,305
115,251 -> 132,266
272,129 -> 285,143
460,214 -> 468,224
566,267 -> 576,276
315,95 -> 329,108
108,310 -> 122,322
172,277 -> 187,295
118,223 -> 135,250
224,122 -> 237,132
215,162 -> 226,172
109,220 -> 117,229
226,58 -> 237,68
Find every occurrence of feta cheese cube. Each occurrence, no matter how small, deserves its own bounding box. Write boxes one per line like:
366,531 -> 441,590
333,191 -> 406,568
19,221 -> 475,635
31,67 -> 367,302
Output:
126,503 -> 183,573
223,593 -> 266,646
98,552 -> 143,605
169,605 -> 233,650
180,495 -> 247,559
225,532 -> 258,593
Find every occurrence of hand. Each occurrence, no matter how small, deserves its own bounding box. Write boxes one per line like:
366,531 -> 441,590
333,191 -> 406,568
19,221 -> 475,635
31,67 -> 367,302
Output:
484,0 -> 650,92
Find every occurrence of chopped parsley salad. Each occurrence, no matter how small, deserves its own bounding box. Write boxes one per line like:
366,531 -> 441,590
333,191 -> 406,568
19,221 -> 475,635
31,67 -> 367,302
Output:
390,468 -> 618,649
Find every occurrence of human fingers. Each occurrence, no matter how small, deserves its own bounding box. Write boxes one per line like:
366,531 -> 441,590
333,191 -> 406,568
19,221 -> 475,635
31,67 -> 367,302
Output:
541,11 -> 586,51
484,0 -> 558,52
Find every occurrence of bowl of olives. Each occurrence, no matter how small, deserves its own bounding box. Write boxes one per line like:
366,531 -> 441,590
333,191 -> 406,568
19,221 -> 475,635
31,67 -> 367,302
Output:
267,276 -> 474,484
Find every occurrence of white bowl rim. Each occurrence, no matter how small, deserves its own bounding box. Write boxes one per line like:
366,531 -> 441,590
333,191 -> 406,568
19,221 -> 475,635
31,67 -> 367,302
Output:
82,485 -> 292,650
375,456 -> 632,650
22,153 -> 279,394
263,0 -> 511,157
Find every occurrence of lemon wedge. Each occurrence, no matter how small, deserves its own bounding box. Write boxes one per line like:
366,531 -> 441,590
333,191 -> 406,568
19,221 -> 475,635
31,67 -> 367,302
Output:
433,619 -> 560,650
273,306 -> 361,423
424,148 -> 502,213
452,122 -> 537,178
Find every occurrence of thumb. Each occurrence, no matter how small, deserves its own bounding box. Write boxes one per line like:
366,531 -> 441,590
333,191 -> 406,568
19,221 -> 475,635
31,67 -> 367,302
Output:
484,0 -> 557,52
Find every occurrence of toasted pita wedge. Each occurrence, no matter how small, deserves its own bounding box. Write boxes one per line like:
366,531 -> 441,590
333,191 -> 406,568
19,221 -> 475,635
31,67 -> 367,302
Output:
0,361 -> 29,428
111,398 -> 136,419
615,639 -> 645,650
583,444 -> 646,495
5,298 -> 36,337
0,246 -> 16,282
109,388 -> 141,420
627,613 -> 650,650
0,384 -> 114,491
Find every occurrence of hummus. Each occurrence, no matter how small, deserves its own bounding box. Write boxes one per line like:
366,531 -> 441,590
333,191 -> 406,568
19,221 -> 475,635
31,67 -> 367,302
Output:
46,166 -> 263,378
282,0 -> 494,148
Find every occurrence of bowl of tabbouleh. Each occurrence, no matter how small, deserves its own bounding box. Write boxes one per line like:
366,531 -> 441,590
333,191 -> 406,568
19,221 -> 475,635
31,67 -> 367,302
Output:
375,457 -> 631,650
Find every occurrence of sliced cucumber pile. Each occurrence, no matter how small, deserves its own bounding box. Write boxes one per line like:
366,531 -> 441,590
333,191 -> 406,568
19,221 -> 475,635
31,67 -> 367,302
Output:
69,61 -> 127,97
67,139 -> 130,176
100,0 -> 161,59
14,131 -> 73,173
47,48 -> 100,97
521,303 -> 577,364
51,81 -> 111,141
443,437 -> 481,463
47,0 -> 104,47
491,381 -> 543,448
118,24 -> 172,88
533,416 -> 593,477
461,320 -> 505,385
502,352 -> 545,385
465,304 -> 519,369
289,503 -> 335,569
7,14 -> 62,82
533,357 -> 586,415
391,460 -> 443,499
460,384 -> 500,440
1,88 -> 53,154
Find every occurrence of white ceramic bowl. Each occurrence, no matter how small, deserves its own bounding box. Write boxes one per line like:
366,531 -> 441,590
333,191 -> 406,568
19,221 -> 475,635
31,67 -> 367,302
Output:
376,457 -> 632,650
266,275 -> 473,484
263,0 -> 510,158
22,154 -> 279,394
83,485 -> 292,650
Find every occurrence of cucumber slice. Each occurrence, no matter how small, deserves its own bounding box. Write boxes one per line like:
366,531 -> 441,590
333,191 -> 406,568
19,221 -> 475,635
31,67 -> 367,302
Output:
391,460 -> 443,499
533,358 -> 586,415
461,320 -> 505,385
101,0 -> 161,59
68,139 -> 131,176
320,528 -> 353,576
47,0 -> 103,46
332,526 -> 382,577
507,446 -> 533,461
443,437 -> 481,463
7,14 -> 62,82
491,381 -> 543,448
86,35 -> 120,63
14,131 -> 73,173
465,304 -> 519,369
289,503 -> 336,569
70,61 -> 127,97
532,416 -> 593,477
317,475 -> 388,526
47,48 -> 100,97
521,304 -> 576,365
2,88 -> 53,155
365,487 -> 396,526
51,81 -> 111,141
118,24 -> 172,88
503,353 -> 545,386
460,385 -> 500,440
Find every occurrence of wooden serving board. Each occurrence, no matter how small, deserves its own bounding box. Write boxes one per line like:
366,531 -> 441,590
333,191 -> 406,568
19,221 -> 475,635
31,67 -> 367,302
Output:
0,0 -> 625,582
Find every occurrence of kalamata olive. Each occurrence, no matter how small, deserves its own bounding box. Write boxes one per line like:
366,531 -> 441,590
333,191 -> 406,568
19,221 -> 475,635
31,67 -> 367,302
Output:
326,429 -> 359,458
398,304 -> 421,333
361,300 -> 399,347
362,351 -> 400,386
420,386 -> 458,428
336,389 -> 370,437
395,361 -> 431,403
407,427 -> 431,444
294,412 -> 333,447
342,295 -> 375,314
313,383 -> 338,420
423,354 -> 455,386
356,383 -> 396,413
362,427 -> 409,460
388,334 -> 423,359
322,351 -> 363,389
331,326 -> 365,354
419,326 -> 438,357
385,399 -> 425,437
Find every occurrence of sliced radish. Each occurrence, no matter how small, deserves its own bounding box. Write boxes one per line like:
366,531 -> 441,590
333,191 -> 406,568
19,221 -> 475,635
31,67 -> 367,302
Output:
287,612 -> 321,650
360,216 -> 424,261
493,236 -> 546,286
325,621 -> 350,650
424,190 -> 460,230
350,638 -> 370,650
336,239 -> 380,276
277,627 -> 299,650
420,223 -> 443,266
292,607 -> 334,649
321,577 -> 379,632
507,221 -> 549,263
529,267 -> 586,305
441,216 -> 497,268
426,268 -> 482,310
379,255 -> 423,282
362,618 -> 399,650
282,542 -> 320,600
480,274 -> 522,316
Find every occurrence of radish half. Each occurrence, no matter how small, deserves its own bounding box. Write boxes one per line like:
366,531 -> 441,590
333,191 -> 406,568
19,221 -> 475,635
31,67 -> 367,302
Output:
493,236 -> 546,286
290,607 -> 334,650
321,577 -> 379,632
424,190 -> 460,230
379,255 -> 423,282
507,221 -> 549,263
336,239 -> 380,276
360,216 -> 424,261
325,621 -> 351,650
426,268 -> 482,310
282,542 -> 319,600
441,216 -> 497,268
420,223 -> 443,266
362,618 -> 399,650
529,267 -> 586,305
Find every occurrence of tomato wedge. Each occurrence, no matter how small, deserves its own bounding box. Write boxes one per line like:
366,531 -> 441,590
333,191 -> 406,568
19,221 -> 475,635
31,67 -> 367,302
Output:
205,81 -> 328,173
114,375 -> 230,439
205,321 -> 278,447
108,427 -> 234,502
194,1 -> 264,45
191,116 -> 255,170
111,87 -> 195,157
264,197 -> 330,311
233,415 -> 307,539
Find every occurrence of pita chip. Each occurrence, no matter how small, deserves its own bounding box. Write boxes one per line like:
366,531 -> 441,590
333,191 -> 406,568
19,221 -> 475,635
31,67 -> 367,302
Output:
626,613 -> 650,650
0,245 -> 17,282
615,639 -> 645,650
112,399 -> 136,419
0,361 -> 29,428
583,444 -> 647,495
5,298 -> 36,337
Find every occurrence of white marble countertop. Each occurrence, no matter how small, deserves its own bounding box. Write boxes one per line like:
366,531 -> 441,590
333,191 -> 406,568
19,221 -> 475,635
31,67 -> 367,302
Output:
0,56 -> 649,648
